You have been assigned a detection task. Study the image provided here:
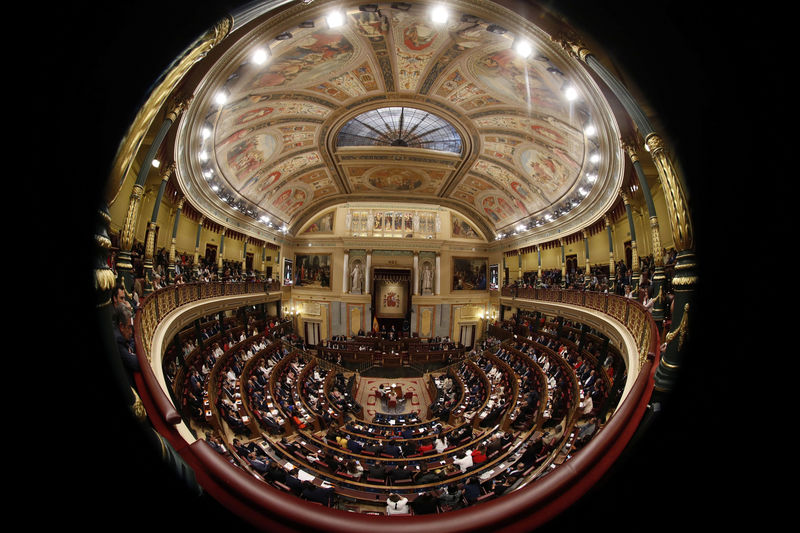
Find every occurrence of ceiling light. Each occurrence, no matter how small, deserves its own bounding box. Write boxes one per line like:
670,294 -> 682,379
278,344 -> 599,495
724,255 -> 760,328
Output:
214,91 -> 228,105
261,215 -> 270,223
587,173 -> 597,182
517,224 -> 525,232
564,85 -> 578,101
584,124 -> 596,136
430,5 -> 448,23
252,48 -> 269,65
326,10 -> 345,28
201,127 -> 211,140
514,39 -> 533,58
212,185 -> 219,192
199,151 -> 208,162
203,170 -> 212,179
151,159 -> 160,168
579,187 -> 588,196
590,153 -> 600,163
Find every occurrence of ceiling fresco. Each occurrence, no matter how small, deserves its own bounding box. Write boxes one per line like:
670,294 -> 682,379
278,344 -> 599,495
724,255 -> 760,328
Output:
176,0 -> 622,240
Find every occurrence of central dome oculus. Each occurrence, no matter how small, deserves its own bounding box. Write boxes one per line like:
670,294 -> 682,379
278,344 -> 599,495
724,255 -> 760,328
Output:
337,106 -> 463,154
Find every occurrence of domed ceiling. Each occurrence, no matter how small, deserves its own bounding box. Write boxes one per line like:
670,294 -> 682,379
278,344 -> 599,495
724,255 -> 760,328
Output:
175,0 -> 623,241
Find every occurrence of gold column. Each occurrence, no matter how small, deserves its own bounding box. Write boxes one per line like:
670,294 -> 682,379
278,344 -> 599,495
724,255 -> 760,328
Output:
143,164 -> 175,276
605,215 -> 615,280
194,215 -> 205,271
645,133 -> 694,253
218,230 -> 225,275
537,245 -> 542,282
119,184 -> 144,254
619,189 -> 640,277
582,230 -> 590,276
559,238 -> 566,287
107,14 -> 230,202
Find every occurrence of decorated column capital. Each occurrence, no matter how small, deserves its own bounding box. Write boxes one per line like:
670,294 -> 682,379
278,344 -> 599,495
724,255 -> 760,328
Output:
621,138 -> 640,163
160,162 -> 176,181
553,32 -> 592,62
165,95 -> 193,123
619,188 -> 631,205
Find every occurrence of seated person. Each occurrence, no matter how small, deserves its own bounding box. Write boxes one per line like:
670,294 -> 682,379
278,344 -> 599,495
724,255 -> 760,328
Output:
367,463 -> 387,481
409,491 -> 438,514
389,464 -> 412,482
386,493 -> 409,515
301,481 -> 334,506
471,445 -> 488,465
438,484 -> 464,510
463,476 -> 482,504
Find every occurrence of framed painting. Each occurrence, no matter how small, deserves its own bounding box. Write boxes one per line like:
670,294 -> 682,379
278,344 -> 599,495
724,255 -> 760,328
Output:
294,253 -> 332,289
452,257 -> 488,291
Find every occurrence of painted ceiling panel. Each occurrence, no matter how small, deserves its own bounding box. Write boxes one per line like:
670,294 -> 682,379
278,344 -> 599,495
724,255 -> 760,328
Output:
176,0 -> 622,239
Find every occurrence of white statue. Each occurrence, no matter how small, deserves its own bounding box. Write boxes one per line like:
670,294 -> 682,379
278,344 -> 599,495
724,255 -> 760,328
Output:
422,263 -> 433,292
351,261 -> 363,292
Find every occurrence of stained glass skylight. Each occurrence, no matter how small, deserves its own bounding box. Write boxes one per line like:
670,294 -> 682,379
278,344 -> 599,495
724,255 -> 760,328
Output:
337,106 -> 462,154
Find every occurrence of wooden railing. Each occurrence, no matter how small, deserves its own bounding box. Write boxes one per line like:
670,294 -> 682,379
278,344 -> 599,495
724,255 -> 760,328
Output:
499,287 -> 656,370
132,284 -> 660,533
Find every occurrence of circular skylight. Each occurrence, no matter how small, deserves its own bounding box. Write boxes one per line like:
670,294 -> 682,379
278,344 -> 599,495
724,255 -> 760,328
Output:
337,106 -> 462,154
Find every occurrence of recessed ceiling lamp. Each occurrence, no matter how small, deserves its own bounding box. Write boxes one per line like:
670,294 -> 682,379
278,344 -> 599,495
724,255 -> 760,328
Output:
517,224 -> 525,232
199,150 -> 209,162
151,159 -> 160,168
252,48 -> 269,65
584,124 -> 596,136
589,153 -> 600,163
212,185 -> 219,192
430,5 -> 448,24
587,173 -> 597,183
514,39 -> 533,58
564,85 -> 578,101
214,91 -> 228,105
201,127 -> 211,139
326,10 -> 345,28
579,187 -> 588,196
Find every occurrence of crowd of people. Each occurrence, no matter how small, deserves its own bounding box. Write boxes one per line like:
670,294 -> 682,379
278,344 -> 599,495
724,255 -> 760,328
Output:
503,248 -> 678,308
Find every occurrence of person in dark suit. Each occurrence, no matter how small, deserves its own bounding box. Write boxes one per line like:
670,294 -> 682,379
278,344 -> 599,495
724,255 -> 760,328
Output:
346,438 -> 363,454
463,477 -> 481,504
389,464 -> 412,483
367,463 -> 387,481
301,481 -> 334,506
413,464 -> 442,485
410,491 -> 438,514
383,440 -> 402,458
265,461 -> 286,484
401,439 -> 418,457
112,306 -> 139,387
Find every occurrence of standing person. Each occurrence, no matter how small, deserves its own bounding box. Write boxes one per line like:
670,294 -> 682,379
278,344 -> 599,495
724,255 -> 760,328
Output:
113,305 -> 139,387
